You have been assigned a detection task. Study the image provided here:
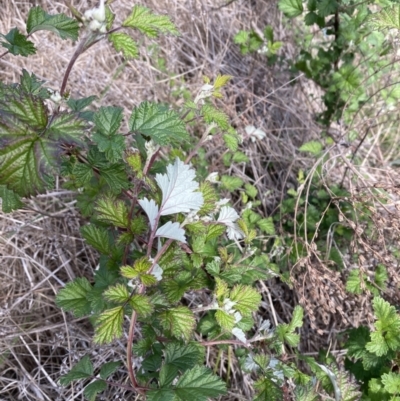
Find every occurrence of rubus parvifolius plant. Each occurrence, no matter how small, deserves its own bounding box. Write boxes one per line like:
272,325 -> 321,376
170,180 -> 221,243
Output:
0,2 -> 314,400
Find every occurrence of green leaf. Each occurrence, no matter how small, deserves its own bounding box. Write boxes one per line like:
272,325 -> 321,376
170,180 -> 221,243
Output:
316,0 -> 338,18
148,366 -> 226,401
370,6 -> 400,31
221,175 -> 244,191
201,104 -> 229,130
175,366 -> 226,400
289,305 -> 304,331
222,133 -> 239,151
129,101 -> 189,146
257,217 -> 275,235
104,283 -> 130,304
59,355 -> 93,385
80,225 -> 111,254
94,106 -> 123,137
56,277 -> 92,317
215,309 -> 235,331
94,306 -> 124,344
0,185 -> 24,212
19,70 -> 47,96
160,342 -> 204,387
299,141 -> 322,155
83,380 -> 107,401
26,6 -> 79,40
95,197 -> 129,228
47,111 -> 88,144
254,377 -> 283,400
123,5 -> 179,37
164,342 -> 204,370
67,95 -> 97,112
346,269 -> 363,294
99,361 -> 120,380
0,28 -> 36,56
92,131 -> 125,162
99,163 -> 129,194
382,372 -> 400,394
129,294 -> 154,317
278,0 -> 304,18
108,33 -> 139,59
0,90 -> 47,129
230,285 -> 261,316
159,306 -> 196,341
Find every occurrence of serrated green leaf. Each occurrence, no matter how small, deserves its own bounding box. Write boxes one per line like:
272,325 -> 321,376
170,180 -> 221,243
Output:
230,284 -> 261,316
370,6 -> 400,32
72,162 -> 93,186
129,101 -> 189,146
80,225 -> 111,254
0,90 -> 47,129
382,372 -> 400,394
0,28 -> 36,56
123,5 -> 179,37
215,309 -> 236,331
99,163 -> 129,193
83,380 -> 107,401
94,306 -> 124,344
108,32 -> 138,59
94,106 -> 123,137
95,197 -> 129,228
254,377 -> 283,401
26,6 -> 79,40
346,269 -> 363,294
201,104 -> 229,130
289,305 -> 303,330
56,277 -> 92,317
222,133 -> 239,151
104,283 -> 130,304
205,224 -> 226,241
214,74 -> 232,89
316,0 -> 338,18
232,151 -> 249,164
221,175 -> 244,191
19,70 -> 46,95
129,294 -> 154,317
175,366 -> 226,400
234,30 -> 249,45
47,112 -> 88,144
257,217 -> 275,235
59,355 -> 93,386
278,0 -> 304,18
159,306 -> 196,340
99,361 -> 120,380
67,96 -> 97,112
92,131 -> 125,162
299,141 -> 322,155
0,185 -> 24,212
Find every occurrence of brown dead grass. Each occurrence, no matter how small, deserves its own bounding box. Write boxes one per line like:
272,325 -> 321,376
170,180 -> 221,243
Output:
2,0 -> 400,400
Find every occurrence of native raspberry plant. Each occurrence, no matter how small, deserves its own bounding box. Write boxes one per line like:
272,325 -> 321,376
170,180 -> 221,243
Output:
0,2 -> 313,400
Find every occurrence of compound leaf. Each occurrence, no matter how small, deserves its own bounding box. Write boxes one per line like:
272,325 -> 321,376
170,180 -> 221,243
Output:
99,361 -> 121,380
83,380 -> 107,401
230,284 -> 261,316
95,197 -> 129,228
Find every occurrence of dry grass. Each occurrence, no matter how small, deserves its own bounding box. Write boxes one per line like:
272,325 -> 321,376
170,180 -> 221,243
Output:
2,0 -> 400,400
